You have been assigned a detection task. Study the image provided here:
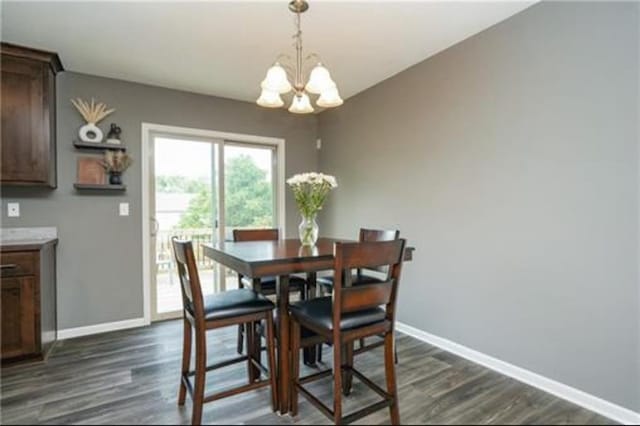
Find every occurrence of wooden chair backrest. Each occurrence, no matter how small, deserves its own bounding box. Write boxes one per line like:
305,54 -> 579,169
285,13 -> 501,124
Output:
233,228 -> 279,242
358,228 -> 400,275
332,239 -> 406,328
171,237 -> 205,319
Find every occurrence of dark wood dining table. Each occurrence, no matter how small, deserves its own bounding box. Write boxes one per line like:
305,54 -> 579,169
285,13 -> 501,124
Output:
202,237 -> 414,415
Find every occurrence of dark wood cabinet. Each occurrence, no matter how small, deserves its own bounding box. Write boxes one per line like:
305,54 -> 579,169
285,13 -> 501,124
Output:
0,43 -> 63,188
1,240 -> 57,364
1,276 -> 37,359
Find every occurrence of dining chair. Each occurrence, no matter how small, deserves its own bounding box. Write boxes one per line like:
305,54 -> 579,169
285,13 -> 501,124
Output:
316,228 -> 400,362
317,228 -> 400,293
233,228 -> 308,355
289,239 -> 406,425
172,237 -> 278,426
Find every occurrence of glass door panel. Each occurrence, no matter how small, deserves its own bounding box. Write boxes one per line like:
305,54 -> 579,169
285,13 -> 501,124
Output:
152,136 -> 219,320
222,143 -> 276,290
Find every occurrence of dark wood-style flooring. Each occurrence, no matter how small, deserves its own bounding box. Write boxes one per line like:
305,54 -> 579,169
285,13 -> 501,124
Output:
1,320 -> 616,425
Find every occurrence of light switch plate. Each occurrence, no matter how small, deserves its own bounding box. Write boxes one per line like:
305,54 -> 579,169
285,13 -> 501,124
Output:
7,203 -> 20,217
119,202 -> 129,216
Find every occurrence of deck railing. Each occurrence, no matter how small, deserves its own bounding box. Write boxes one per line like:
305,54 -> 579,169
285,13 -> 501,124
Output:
156,226 -> 270,273
156,228 -> 215,270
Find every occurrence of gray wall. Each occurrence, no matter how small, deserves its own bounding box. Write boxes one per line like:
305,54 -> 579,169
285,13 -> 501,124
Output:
318,1 -> 639,412
1,72 -> 319,330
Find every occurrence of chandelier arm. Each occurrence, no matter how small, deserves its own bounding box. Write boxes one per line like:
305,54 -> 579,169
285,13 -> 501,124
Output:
275,53 -> 293,63
302,52 -> 323,81
304,52 -> 322,63
279,63 -> 296,84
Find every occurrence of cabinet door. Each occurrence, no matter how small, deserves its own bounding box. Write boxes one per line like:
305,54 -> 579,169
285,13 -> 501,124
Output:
0,56 -> 51,185
1,276 -> 37,359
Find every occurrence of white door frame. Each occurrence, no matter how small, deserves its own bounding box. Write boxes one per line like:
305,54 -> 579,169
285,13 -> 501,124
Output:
141,122 -> 286,325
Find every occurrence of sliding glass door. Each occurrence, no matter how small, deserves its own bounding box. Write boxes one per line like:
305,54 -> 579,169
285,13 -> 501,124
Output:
150,134 -> 279,321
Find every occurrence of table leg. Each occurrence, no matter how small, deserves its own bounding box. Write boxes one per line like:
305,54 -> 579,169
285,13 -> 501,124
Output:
304,272 -> 317,366
277,274 -> 290,414
250,278 -> 262,381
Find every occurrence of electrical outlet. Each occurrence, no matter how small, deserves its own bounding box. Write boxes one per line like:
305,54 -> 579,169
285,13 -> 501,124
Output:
316,138 -> 322,150
119,202 -> 129,216
7,203 -> 20,217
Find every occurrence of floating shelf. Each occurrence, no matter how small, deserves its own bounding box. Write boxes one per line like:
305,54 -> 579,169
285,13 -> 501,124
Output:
73,141 -> 126,151
74,183 -> 126,191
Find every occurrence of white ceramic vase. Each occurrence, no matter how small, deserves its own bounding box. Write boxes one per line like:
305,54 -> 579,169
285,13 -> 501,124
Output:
79,123 -> 103,143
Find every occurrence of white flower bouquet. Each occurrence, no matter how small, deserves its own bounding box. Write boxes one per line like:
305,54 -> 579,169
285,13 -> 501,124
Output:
287,172 -> 338,245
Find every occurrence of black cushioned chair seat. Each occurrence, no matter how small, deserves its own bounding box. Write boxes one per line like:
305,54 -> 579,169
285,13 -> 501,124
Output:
289,297 -> 386,331
241,275 -> 306,294
188,289 -> 274,321
257,309 -> 317,339
317,273 -> 384,290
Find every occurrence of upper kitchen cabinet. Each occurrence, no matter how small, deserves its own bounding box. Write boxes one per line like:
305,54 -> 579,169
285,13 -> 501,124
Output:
1,43 -> 63,188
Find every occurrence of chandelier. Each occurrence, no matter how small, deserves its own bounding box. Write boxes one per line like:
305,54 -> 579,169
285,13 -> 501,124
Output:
257,0 -> 343,114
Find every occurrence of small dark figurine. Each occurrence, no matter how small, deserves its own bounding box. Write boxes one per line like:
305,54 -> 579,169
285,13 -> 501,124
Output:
106,123 -> 122,145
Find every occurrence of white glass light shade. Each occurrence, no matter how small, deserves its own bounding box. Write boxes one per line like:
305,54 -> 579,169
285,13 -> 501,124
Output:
256,89 -> 284,108
317,86 -> 343,108
305,63 -> 335,94
288,93 -> 314,114
261,63 -> 292,94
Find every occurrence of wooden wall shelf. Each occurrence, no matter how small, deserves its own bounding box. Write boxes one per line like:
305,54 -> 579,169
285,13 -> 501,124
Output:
73,183 -> 126,191
73,141 -> 126,151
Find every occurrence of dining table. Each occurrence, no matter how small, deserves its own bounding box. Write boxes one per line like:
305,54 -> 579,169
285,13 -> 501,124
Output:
202,237 -> 414,415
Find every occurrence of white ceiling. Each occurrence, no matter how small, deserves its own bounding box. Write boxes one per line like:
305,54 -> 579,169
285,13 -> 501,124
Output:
2,1 -> 534,104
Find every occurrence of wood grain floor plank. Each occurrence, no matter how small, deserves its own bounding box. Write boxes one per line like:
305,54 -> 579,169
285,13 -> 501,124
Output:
0,320 -> 617,425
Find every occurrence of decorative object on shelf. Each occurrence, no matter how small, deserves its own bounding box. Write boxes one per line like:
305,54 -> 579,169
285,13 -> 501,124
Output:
77,156 -> 105,185
105,123 -> 122,145
101,150 -> 132,185
257,0 -> 343,114
70,98 -> 115,143
287,172 -> 337,246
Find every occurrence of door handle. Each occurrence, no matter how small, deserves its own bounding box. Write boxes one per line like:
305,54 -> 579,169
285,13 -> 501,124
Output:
151,217 -> 160,237
0,264 -> 17,269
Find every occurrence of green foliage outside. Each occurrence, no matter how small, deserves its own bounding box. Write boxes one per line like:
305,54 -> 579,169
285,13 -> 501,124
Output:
156,175 -> 207,194
223,155 -> 273,228
163,154 -> 273,229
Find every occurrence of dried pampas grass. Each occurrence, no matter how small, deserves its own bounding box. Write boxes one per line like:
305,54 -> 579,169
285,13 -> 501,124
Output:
71,98 -> 115,124
101,150 -> 132,173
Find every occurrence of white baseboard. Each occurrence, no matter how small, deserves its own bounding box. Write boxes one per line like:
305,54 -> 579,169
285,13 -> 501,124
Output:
58,317 -> 149,340
395,322 -> 640,425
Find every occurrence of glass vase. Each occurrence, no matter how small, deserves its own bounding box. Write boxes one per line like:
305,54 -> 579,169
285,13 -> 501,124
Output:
298,214 -> 319,247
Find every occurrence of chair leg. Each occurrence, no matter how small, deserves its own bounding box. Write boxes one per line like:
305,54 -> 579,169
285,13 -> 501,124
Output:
300,284 -> 306,301
290,320 -> 301,416
333,341 -> 343,424
178,318 -> 192,406
265,312 -> 278,413
246,321 -> 256,383
237,277 -> 245,355
384,332 -> 400,425
191,327 -> 207,426
342,342 -> 354,396
237,324 -> 244,355
359,338 -> 365,349
317,344 -> 323,363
